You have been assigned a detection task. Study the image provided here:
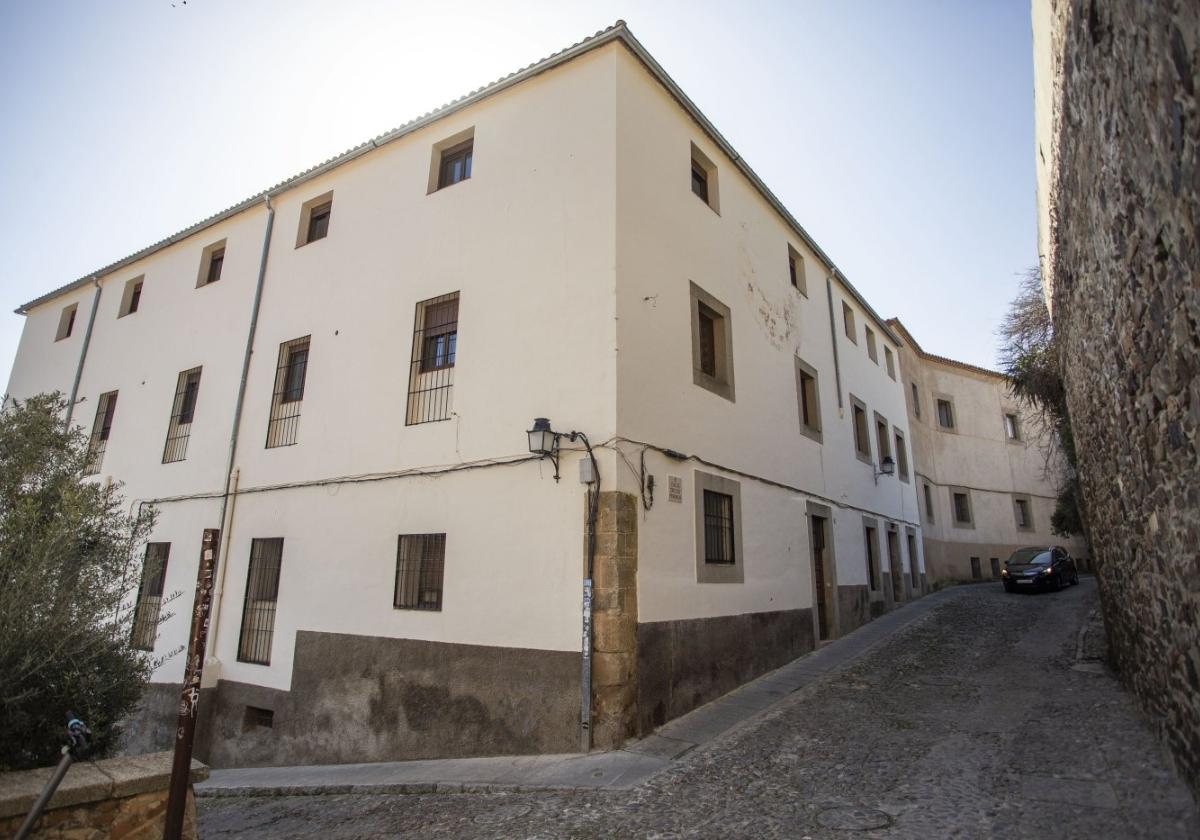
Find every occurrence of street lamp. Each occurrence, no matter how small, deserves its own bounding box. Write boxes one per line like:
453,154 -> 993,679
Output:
527,417 -> 561,481
874,455 -> 895,485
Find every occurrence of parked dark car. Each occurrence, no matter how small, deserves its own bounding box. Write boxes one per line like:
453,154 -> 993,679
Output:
1001,546 -> 1079,592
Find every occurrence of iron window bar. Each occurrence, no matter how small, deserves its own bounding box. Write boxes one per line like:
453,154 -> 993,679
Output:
131,542 -> 170,651
702,490 -> 736,565
162,367 -> 202,463
266,336 -> 310,448
406,292 -> 459,425
84,390 -> 118,475
237,538 -> 283,665
394,533 -> 446,611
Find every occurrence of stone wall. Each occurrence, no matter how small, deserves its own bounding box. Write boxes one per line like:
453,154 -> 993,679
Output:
0,751 -> 207,839
1045,0 -> 1200,797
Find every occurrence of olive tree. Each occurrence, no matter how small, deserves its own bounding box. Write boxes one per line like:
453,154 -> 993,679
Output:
0,393 -> 160,770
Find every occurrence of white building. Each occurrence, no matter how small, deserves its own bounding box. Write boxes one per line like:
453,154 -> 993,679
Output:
5,22 -> 924,768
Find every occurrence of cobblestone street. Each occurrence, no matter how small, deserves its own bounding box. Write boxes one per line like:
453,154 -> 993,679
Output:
198,580 -> 1198,838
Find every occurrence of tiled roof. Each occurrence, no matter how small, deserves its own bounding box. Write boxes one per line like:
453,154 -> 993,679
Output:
17,20 -> 900,346
886,317 -> 1005,380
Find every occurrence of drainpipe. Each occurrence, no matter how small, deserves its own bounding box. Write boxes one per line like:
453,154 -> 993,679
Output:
824,270 -> 844,413
64,277 -> 102,426
204,195 -> 275,683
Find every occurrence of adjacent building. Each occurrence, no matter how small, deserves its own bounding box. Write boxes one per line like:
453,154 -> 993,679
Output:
5,22 -> 927,768
888,320 -> 1087,582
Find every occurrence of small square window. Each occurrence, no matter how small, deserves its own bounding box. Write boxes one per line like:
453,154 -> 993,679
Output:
795,357 -> 822,442
437,140 -> 474,190
56,304 -> 78,341
296,192 -> 333,247
118,277 -> 143,318
936,398 -> 956,430
951,490 -> 973,526
198,240 -> 227,287
1004,412 -> 1021,441
787,245 -> 807,296
689,142 -> 720,213
884,346 -> 896,380
842,302 -> 857,344
1014,497 -> 1033,530
694,471 -> 743,583
894,430 -> 909,481
395,533 -> 446,610
865,327 -> 878,363
690,282 -> 735,402
850,395 -> 871,463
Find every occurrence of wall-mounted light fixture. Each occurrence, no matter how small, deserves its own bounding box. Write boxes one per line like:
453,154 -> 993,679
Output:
527,416 -> 599,484
874,455 -> 895,485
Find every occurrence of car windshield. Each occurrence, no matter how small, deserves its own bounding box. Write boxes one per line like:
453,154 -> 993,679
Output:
1007,548 -> 1052,566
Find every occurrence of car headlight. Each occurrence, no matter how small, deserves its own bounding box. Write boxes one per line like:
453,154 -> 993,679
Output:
1041,566 -> 1054,575
1000,568 -> 1008,576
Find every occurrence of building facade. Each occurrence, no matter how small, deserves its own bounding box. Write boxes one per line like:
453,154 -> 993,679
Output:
888,320 -> 1087,582
5,22 -> 925,768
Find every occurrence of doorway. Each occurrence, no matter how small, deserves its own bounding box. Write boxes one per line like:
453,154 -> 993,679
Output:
810,514 -> 834,641
908,532 -> 920,593
887,529 -> 903,603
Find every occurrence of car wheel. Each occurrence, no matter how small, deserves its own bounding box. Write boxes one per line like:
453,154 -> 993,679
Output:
1070,572 -> 1079,586
1003,582 -> 1015,593
1053,574 -> 1063,591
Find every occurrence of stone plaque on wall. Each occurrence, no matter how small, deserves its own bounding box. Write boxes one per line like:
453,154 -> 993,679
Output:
668,476 -> 683,503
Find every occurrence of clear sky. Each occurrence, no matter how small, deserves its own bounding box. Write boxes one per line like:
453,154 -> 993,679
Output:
0,0 -> 1036,383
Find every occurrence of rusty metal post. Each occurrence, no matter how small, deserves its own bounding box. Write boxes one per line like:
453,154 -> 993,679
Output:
163,528 -> 219,840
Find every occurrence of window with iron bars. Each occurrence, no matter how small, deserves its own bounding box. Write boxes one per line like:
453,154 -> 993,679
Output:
85,390 -> 118,475
266,337 -> 310,448
394,533 -> 446,611
131,542 -> 170,651
406,293 -> 459,425
162,367 -> 201,463
702,490 -> 736,565
237,538 -> 283,665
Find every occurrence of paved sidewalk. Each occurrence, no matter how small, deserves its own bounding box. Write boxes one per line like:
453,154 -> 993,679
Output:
197,585 -> 966,797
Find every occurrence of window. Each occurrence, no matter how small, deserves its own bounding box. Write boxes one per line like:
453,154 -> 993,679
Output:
56,304 -> 77,341
911,383 -> 921,417
694,471 -> 743,583
842,302 -> 857,343
296,192 -> 333,247
864,524 -> 879,590
1004,412 -> 1021,441
118,277 -> 143,317
689,282 -> 735,402
894,430 -> 909,481
1014,497 -> 1033,530
395,533 -> 447,611
243,707 -> 274,731
874,413 -> 891,464
787,245 -> 807,296
266,336 -> 310,448
936,398 -> 955,430
850,395 -> 871,463
884,346 -> 896,380
923,483 -> 935,524
437,140 -> 474,189
689,142 -> 719,213
970,557 -> 982,580
85,390 -> 118,475
795,357 -> 822,442
163,367 -> 202,463
197,239 -> 227,287
406,292 -> 460,424
865,327 -> 878,363
951,490 -> 973,526
237,538 -> 283,665
131,542 -> 170,651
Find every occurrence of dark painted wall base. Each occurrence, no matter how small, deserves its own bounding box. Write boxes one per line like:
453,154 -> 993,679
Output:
122,631 -> 579,768
838,585 -> 870,636
635,608 -> 814,736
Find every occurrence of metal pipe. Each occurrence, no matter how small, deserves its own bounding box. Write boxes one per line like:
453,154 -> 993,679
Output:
64,277 -> 102,426
14,750 -> 73,839
209,195 -> 274,669
570,432 -> 600,752
824,272 -> 844,411
206,467 -> 239,660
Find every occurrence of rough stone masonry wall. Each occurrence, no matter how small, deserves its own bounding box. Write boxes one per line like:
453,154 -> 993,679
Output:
1048,0 -> 1200,797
